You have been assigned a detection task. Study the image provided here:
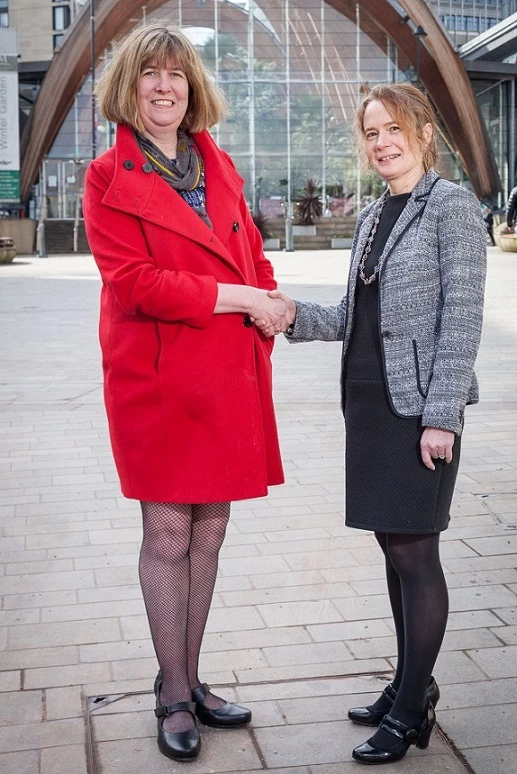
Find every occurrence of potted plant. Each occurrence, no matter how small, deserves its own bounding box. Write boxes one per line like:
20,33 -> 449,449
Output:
252,211 -> 280,250
331,233 -> 354,249
293,179 -> 322,236
0,236 -> 16,264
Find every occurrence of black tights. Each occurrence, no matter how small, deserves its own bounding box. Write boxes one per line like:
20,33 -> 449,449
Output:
139,502 -> 230,733
370,532 -> 448,746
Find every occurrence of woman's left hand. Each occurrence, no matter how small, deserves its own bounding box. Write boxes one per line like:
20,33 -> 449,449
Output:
420,427 -> 455,470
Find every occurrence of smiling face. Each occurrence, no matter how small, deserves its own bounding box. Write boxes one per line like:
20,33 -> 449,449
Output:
137,60 -> 189,139
362,99 -> 432,193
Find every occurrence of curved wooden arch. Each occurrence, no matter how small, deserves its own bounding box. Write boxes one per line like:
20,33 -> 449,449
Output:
20,0 -> 500,200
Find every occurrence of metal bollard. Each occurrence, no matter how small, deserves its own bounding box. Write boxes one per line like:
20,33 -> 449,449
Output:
37,220 -> 47,258
284,215 -> 294,252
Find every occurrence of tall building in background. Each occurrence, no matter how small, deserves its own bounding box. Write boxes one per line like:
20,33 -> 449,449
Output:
10,0 -> 74,134
428,0 -> 503,44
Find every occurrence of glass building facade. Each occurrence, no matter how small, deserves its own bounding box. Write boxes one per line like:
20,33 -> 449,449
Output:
43,0 -> 514,218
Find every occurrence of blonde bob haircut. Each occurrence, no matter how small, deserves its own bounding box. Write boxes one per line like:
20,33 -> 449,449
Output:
356,83 -> 438,172
96,24 -> 228,133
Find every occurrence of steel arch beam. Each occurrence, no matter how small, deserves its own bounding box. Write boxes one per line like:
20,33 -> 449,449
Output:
327,0 -> 500,197
20,0 -> 500,200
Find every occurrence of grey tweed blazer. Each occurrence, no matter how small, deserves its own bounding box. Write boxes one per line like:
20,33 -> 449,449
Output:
288,169 -> 487,435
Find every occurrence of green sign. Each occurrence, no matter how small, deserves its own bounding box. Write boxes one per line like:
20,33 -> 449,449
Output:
0,170 -> 20,201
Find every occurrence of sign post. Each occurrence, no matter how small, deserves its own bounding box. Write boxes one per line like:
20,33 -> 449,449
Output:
0,49 -> 20,205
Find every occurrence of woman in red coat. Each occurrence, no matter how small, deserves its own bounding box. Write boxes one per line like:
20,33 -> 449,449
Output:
83,23 -> 287,763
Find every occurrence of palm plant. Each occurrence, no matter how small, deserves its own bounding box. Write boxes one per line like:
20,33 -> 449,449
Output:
252,211 -> 272,242
295,179 -> 323,226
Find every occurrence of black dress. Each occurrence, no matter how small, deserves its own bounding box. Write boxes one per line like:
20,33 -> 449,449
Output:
343,193 -> 460,534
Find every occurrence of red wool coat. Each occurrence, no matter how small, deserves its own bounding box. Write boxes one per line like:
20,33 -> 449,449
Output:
83,124 -> 284,502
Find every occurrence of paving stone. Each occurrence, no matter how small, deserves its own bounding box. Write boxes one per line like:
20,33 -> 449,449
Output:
40,743 -> 87,774
310,755 -> 468,773
347,636 -> 397,660
80,639 -> 155,663
462,744 -> 517,774
94,566 -> 139,587
334,594 -> 392,621
9,618 -> 121,650
2,590 -> 77,609
24,662 -> 111,690
254,719 -> 449,769
0,690 -> 42,726
444,568 -> 517,589
0,646 -> 79,671
320,565 -> 387,583
441,627 -> 504,651
491,624 -> 517,644
0,570 -> 94,594
283,550 -> 359,571
220,581 -> 356,608
208,627 -> 312,654
466,645 -> 517,678
440,677 -> 517,710
257,599 -> 343,628
465,535 -> 517,555
0,672 -> 20,692
263,641 -> 353,667
94,727 -> 262,773
250,570 -> 326,588
307,619 -> 393,642
0,751 -> 40,773
218,555 -> 291,576
449,585 -> 517,612
443,554 -> 517,574
439,704 -> 517,748
446,610 -> 505,630
41,598 -> 145,623
432,651 -> 489,684
0,717 -> 84,751
0,608 -> 40,625
45,686 -> 83,720
234,658 -> 390,684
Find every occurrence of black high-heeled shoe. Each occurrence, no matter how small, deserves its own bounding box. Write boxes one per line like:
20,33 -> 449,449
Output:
155,701 -> 201,761
352,700 -> 436,764
348,676 -> 440,726
192,682 -> 252,728
154,671 -> 251,729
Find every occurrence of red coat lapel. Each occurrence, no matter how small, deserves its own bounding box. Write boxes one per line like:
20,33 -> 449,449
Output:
101,125 -> 247,280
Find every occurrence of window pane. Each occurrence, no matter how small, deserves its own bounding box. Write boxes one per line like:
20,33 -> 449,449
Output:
53,5 -> 70,31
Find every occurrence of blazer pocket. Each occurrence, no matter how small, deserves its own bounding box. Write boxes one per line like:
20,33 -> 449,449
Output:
412,339 -> 428,399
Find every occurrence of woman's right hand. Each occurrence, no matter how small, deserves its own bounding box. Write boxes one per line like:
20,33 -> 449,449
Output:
248,289 -> 290,335
253,290 -> 296,336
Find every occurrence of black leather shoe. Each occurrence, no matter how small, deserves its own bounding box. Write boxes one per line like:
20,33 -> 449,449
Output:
348,677 -> 440,726
352,701 -> 436,764
154,671 -> 251,729
192,682 -> 252,728
155,701 -> 200,761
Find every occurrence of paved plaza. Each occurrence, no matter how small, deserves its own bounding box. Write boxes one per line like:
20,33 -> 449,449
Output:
0,245 -> 516,774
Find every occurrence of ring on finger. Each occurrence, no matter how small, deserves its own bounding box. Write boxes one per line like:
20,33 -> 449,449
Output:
438,454 -> 445,459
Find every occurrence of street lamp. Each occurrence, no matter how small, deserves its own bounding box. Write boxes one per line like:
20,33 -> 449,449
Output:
413,25 -> 427,85
75,0 -> 96,158
90,0 -> 96,159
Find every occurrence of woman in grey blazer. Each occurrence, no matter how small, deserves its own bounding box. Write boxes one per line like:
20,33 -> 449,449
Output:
266,83 -> 486,764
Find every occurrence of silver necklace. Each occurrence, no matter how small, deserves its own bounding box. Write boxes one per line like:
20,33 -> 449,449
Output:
358,191 -> 389,285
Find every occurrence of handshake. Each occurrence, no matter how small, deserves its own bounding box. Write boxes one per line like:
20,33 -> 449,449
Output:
250,289 -> 296,337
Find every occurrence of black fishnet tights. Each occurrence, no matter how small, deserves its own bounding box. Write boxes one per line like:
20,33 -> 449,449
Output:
139,501 -> 230,734
368,532 -> 448,750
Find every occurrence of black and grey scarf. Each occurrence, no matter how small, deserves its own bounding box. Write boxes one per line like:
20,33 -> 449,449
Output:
136,130 -> 213,229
